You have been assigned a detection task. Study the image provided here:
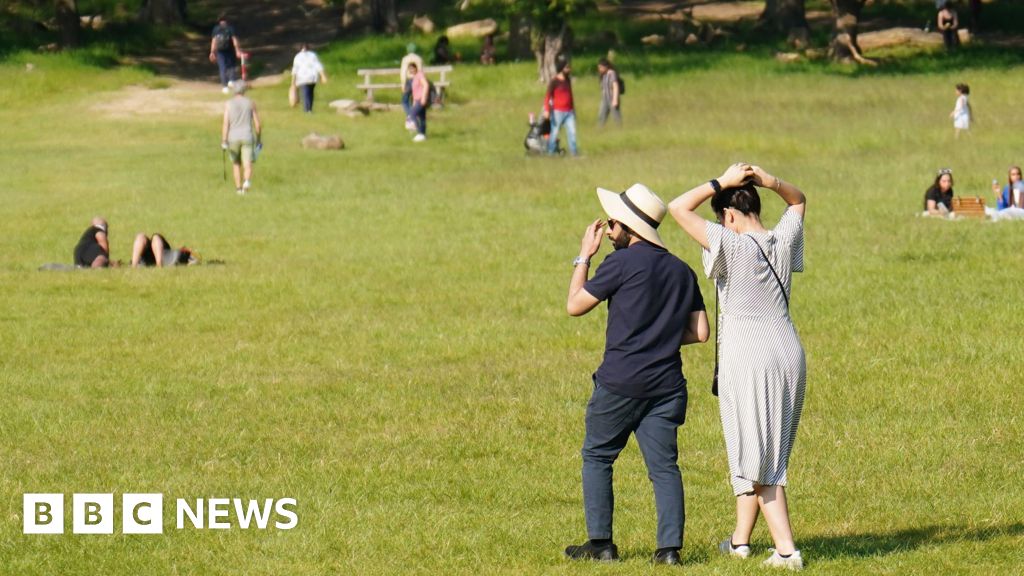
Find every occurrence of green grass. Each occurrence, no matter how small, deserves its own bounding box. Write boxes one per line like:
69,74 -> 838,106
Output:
1,40 -> 1023,575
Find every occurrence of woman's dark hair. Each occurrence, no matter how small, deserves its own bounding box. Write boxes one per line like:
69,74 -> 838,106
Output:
598,57 -> 615,70
933,170 -> 954,189
956,83 -> 970,95
555,54 -> 570,74
711,182 -> 761,218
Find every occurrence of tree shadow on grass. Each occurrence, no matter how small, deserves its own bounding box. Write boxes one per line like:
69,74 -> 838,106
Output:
803,522 -> 1024,560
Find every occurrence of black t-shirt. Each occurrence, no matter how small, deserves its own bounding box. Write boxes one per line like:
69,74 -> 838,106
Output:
212,24 -> 235,53
584,242 -> 705,399
924,185 -> 953,210
73,225 -> 107,266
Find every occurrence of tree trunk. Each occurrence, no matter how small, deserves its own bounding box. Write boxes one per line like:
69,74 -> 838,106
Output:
829,0 -> 873,64
371,0 -> 398,34
533,21 -> 572,84
140,0 -> 185,26
507,13 -> 533,60
55,0 -> 79,48
761,0 -> 809,46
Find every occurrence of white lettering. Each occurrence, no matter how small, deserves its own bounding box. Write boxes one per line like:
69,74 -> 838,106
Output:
208,498 -> 230,529
23,494 -> 64,534
123,494 -> 163,534
176,498 -> 203,529
234,499 -> 273,529
274,498 -> 298,530
73,494 -> 113,534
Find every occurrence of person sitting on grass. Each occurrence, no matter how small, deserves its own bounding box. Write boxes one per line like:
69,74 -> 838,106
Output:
221,80 -> 262,195
73,217 -> 111,268
992,166 -> 1023,210
131,233 -> 196,268
924,169 -> 955,217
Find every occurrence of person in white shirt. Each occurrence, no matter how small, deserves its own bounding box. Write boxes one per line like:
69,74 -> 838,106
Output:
291,44 -> 328,113
400,44 -> 424,130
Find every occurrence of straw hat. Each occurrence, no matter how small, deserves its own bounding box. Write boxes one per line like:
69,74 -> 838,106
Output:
596,183 -> 667,248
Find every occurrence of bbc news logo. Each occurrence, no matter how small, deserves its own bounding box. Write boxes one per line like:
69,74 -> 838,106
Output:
23,494 -> 298,534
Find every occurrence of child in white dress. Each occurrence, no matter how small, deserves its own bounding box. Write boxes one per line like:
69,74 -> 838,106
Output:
951,83 -> 971,138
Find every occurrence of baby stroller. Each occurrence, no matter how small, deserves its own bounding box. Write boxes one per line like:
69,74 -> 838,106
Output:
524,113 -> 563,156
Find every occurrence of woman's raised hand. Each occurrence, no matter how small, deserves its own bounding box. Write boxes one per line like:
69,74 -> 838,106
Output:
751,165 -> 779,190
719,163 -> 753,188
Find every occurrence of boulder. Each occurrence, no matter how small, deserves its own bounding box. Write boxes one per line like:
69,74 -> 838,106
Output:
641,34 -> 665,46
329,99 -> 359,112
412,15 -> 435,34
302,133 -> 345,150
446,18 -> 498,39
80,15 -> 105,30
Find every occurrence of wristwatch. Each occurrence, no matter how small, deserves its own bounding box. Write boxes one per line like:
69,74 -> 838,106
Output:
572,256 -> 590,267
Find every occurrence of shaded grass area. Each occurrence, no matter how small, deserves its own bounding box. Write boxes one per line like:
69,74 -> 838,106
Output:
1,33 -> 1024,576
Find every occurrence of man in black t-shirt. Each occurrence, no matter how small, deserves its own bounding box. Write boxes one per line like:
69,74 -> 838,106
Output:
209,16 -> 242,93
73,217 -> 110,268
564,184 -> 708,566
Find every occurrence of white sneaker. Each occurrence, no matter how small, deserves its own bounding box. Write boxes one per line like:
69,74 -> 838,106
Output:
718,538 -> 751,559
763,550 -> 803,571
405,120 -> 415,131
242,180 -> 251,192
236,188 -> 244,195
412,134 -> 426,142
222,86 -> 230,94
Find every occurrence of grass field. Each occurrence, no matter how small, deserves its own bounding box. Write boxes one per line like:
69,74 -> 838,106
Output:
1,36 -> 1023,575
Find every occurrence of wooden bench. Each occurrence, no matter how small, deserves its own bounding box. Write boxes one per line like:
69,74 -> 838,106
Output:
356,65 -> 453,103
952,196 -> 985,219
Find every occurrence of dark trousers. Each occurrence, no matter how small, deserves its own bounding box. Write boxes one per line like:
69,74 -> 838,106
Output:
411,102 -> 427,135
582,381 -> 687,549
300,83 -> 315,112
216,50 -> 236,86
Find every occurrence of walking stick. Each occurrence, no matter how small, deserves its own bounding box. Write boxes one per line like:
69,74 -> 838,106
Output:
222,148 -> 227,182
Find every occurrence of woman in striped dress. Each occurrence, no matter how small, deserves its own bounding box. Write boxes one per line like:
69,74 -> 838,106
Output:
668,163 -> 807,571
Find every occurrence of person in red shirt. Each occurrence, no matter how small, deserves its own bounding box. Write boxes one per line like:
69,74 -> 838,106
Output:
543,59 -> 578,156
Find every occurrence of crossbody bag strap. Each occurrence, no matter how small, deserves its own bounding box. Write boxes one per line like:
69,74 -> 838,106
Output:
712,278 -> 720,396
746,236 -> 789,308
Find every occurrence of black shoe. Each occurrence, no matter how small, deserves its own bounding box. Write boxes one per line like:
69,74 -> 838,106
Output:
564,541 -> 620,562
653,547 -> 682,565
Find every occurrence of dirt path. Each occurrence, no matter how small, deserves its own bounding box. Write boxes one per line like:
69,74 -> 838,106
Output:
137,0 -> 342,81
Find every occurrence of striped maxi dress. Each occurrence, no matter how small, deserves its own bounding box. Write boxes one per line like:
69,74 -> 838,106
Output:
702,207 -> 806,496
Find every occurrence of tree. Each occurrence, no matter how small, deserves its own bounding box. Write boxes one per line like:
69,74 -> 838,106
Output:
504,0 -> 592,83
829,0 -> 874,64
55,0 -> 79,47
139,0 -> 186,26
370,0 -> 398,34
761,0 -> 809,46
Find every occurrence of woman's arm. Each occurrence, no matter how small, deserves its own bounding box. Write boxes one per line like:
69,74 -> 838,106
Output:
668,163 -> 752,249
751,166 -> 806,218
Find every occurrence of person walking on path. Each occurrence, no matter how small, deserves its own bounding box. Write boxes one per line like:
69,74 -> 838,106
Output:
543,59 -> 578,156
73,217 -> 111,268
564,184 -> 709,566
668,163 -> 807,571
597,58 -> 621,127
221,81 -> 262,195
408,62 -> 429,142
210,15 -> 243,94
291,44 -> 328,113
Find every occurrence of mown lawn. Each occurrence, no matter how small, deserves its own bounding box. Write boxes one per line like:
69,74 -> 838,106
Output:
0,38 -> 1022,575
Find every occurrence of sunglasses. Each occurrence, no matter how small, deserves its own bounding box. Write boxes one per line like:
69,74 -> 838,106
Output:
938,168 -> 953,175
